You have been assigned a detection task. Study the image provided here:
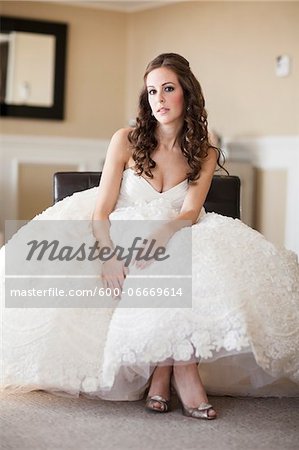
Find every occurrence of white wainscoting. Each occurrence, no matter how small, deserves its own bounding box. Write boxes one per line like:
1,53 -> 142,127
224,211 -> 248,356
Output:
0,134 -> 109,239
0,134 -> 298,256
224,136 -> 299,257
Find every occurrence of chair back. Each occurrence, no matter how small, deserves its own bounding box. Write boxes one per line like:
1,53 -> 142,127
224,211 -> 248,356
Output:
53,171 -> 241,219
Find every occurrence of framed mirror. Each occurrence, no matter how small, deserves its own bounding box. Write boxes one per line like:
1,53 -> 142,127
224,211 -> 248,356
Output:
0,16 -> 67,120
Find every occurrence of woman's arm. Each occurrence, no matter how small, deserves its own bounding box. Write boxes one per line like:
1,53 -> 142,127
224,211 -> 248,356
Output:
165,146 -> 218,235
92,128 -> 132,294
92,128 -> 132,246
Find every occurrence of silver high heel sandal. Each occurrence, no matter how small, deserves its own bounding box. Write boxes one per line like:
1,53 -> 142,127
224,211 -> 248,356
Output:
145,395 -> 170,413
145,365 -> 173,413
171,376 -> 217,420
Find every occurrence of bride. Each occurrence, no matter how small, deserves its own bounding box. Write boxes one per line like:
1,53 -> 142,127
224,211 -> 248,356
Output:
1,53 -> 299,420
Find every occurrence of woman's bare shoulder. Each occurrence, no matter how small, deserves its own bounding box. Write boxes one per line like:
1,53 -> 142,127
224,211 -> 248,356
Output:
106,128 -> 134,168
112,127 -> 134,143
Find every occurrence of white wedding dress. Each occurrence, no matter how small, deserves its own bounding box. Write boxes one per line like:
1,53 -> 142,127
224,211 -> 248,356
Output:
1,168 -> 299,399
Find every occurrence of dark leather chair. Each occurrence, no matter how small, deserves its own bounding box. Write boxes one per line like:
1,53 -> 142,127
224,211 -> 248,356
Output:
53,172 -> 241,219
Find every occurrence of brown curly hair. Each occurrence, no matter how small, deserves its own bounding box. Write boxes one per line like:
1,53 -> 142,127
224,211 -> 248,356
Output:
128,53 -> 225,182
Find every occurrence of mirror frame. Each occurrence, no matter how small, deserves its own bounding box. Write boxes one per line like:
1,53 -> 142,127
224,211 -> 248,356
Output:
0,16 -> 67,120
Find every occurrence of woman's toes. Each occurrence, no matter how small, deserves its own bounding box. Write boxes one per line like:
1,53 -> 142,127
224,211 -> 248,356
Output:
208,408 -> 217,418
153,401 -> 163,410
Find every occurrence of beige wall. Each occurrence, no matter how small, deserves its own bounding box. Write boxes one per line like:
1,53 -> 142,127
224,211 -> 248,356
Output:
1,1 -> 298,138
126,1 -> 299,136
18,162 -> 77,220
0,1 -> 127,138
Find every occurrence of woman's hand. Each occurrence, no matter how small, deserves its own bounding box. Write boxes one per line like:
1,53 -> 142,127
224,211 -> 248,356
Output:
101,255 -> 129,299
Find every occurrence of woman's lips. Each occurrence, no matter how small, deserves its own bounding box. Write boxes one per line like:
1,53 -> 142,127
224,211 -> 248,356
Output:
157,108 -> 169,114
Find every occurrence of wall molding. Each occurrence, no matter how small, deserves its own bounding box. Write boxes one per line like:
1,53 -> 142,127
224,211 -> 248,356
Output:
224,135 -> 299,169
0,134 -> 110,158
0,134 -> 109,236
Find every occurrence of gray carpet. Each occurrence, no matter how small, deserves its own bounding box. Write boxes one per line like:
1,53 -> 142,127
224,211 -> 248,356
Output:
1,391 -> 298,450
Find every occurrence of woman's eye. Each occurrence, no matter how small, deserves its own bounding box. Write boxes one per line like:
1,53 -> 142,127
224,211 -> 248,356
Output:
165,86 -> 174,92
148,89 -> 156,95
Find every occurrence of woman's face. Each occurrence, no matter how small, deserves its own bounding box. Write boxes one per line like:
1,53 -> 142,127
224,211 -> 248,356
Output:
146,67 -> 185,126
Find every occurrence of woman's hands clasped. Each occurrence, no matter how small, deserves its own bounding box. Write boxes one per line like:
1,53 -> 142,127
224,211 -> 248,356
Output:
101,255 -> 129,300
100,224 -> 173,300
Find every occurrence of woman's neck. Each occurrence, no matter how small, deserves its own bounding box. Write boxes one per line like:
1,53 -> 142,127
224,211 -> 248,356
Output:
156,122 -> 183,151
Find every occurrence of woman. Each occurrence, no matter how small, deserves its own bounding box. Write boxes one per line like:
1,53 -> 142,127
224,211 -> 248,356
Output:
92,53 -> 222,419
1,54 -> 299,420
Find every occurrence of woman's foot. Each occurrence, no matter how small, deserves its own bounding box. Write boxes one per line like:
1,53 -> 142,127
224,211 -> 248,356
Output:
173,363 -> 217,419
146,365 -> 172,412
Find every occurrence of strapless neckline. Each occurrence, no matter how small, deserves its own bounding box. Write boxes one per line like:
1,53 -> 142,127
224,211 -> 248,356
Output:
123,167 -> 188,195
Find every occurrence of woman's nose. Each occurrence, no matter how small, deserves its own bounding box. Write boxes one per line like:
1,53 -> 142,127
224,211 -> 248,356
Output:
158,94 -> 165,103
